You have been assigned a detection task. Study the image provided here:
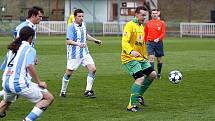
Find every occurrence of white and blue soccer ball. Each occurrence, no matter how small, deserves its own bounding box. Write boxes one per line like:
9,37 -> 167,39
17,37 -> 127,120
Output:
168,70 -> 182,84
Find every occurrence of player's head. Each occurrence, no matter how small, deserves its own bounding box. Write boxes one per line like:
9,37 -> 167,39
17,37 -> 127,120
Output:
74,9 -> 84,25
8,26 -> 35,53
135,6 -> 148,24
28,6 -> 44,24
151,9 -> 160,20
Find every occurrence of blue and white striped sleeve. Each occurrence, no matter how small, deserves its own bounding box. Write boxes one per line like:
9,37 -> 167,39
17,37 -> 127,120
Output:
66,24 -> 75,40
26,48 -> 36,66
0,53 -> 8,71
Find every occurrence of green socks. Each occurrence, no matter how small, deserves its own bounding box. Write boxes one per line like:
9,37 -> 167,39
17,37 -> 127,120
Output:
128,83 -> 142,107
140,77 -> 153,96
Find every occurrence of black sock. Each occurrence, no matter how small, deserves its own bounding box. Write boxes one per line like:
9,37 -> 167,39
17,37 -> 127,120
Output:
157,63 -> 163,75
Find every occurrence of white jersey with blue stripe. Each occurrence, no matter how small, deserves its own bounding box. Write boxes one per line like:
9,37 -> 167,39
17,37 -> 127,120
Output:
66,22 -> 89,59
13,20 -> 36,47
1,41 -> 36,93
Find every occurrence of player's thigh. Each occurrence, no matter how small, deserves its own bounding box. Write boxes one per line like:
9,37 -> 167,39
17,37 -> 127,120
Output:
82,54 -> 95,67
140,60 -> 155,76
123,60 -> 142,76
19,83 -> 48,103
155,41 -> 164,57
67,59 -> 81,70
147,41 -> 155,55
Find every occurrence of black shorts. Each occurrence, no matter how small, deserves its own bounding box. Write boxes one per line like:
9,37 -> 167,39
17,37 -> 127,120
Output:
147,41 -> 164,57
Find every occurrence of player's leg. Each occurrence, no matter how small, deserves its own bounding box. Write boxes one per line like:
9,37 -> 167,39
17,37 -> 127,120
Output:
128,74 -> 145,112
0,92 -> 17,118
60,59 -> 80,97
23,83 -> 54,121
138,61 -> 156,106
123,60 -> 144,112
155,41 -> 164,79
140,67 -> 156,95
83,54 -> 96,98
84,64 -> 96,98
147,41 -> 155,69
0,101 -> 11,118
157,57 -> 162,79
60,69 -> 74,97
148,55 -> 155,69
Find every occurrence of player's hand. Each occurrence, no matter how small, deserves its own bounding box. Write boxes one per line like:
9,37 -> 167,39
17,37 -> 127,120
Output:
38,81 -> 47,88
94,40 -> 102,45
154,38 -> 159,43
77,43 -> 86,48
35,58 -> 39,65
130,50 -> 141,57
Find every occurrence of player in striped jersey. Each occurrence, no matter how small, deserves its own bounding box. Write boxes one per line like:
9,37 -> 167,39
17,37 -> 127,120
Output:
0,6 -> 44,98
14,6 -> 44,47
0,27 -> 54,120
60,9 -> 102,98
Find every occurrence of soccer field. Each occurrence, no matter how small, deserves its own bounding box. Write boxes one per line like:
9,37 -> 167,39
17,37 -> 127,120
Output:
0,36 -> 215,121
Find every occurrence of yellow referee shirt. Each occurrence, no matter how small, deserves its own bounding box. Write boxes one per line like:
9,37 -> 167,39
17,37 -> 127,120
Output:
67,14 -> 74,26
121,19 -> 147,64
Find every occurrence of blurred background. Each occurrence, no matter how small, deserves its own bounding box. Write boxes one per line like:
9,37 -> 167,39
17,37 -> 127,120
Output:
0,0 -> 215,37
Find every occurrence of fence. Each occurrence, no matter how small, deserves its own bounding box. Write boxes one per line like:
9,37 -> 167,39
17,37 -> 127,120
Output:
102,22 -> 126,35
37,21 -> 67,35
180,23 -> 215,38
36,21 -> 127,35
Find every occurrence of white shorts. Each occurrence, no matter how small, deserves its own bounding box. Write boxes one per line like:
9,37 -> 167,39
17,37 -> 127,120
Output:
67,54 -> 95,70
4,82 -> 48,103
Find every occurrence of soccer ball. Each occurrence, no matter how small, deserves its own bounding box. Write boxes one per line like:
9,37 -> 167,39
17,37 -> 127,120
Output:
168,70 -> 182,84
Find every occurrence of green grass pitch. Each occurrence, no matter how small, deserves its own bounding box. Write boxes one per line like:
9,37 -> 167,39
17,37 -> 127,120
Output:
0,36 -> 215,121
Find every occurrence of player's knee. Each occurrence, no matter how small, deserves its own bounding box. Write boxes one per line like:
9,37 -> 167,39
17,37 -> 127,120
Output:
89,67 -> 96,74
66,69 -> 73,76
48,94 -> 54,104
149,71 -> 157,80
133,71 -> 144,84
135,76 -> 145,84
43,92 -> 54,104
157,58 -> 162,63
149,56 -> 154,62
157,60 -> 162,63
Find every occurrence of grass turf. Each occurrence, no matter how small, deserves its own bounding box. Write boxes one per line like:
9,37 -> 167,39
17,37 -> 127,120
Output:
0,36 -> 215,121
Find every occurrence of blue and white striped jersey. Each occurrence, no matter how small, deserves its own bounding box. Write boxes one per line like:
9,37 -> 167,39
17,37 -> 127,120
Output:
1,41 -> 36,93
66,22 -> 89,59
13,20 -> 36,47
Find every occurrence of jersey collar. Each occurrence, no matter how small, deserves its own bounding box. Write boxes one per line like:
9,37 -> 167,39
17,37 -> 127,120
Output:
73,21 -> 83,27
22,41 -> 30,46
132,18 -> 143,25
26,19 -> 36,29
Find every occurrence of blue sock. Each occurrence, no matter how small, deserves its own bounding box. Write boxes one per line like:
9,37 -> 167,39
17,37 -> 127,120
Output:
63,73 -> 71,80
25,107 -> 43,121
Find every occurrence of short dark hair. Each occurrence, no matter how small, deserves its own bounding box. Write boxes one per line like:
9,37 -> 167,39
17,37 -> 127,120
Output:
74,9 -> 84,16
135,6 -> 148,14
28,6 -> 44,18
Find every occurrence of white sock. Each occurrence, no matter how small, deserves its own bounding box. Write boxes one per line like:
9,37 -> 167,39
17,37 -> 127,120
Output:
25,106 -> 43,121
0,90 -> 5,97
61,77 -> 69,93
85,72 -> 95,91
